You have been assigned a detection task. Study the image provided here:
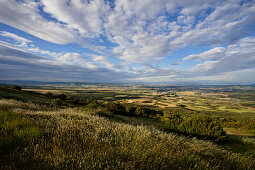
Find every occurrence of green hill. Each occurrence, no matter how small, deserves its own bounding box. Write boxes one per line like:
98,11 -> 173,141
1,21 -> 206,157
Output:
0,86 -> 255,169
0,98 -> 255,169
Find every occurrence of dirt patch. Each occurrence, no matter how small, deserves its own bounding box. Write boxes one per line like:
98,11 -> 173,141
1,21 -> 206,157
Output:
178,91 -> 195,95
219,98 -> 230,100
157,101 -> 176,107
247,107 -> 255,110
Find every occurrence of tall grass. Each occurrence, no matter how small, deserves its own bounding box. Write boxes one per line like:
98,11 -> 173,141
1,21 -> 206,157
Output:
0,99 -> 254,169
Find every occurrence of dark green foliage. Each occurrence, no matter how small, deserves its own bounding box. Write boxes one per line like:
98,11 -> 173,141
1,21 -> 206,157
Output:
50,98 -> 63,108
178,115 -> 227,140
86,100 -> 100,109
56,94 -> 67,100
135,107 -> 156,117
45,92 -> 54,98
106,102 -> 126,115
164,115 -> 183,129
157,110 -> 163,116
177,104 -> 187,108
96,108 -> 113,117
135,107 -> 148,117
125,105 -> 136,116
11,86 -> 22,90
164,114 -> 227,141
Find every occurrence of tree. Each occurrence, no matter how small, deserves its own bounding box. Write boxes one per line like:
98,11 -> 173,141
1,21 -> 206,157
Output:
106,102 -> 126,115
12,85 -> 22,90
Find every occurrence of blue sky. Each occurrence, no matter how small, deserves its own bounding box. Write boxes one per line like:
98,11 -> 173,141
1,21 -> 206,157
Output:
0,0 -> 255,84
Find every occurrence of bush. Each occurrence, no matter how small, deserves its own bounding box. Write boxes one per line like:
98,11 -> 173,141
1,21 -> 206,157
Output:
164,115 -> 227,141
125,105 -> 136,116
105,102 -> 126,115
177,104 -> 187,108
45,92 -> 54,98
96,108 -> 113,117
11,86 -> 22,90
86,101 -> 100,109
164,115 -> 183,129
56,94 -> 67,100
135,107 -> 157,117
50,98 -> 63,108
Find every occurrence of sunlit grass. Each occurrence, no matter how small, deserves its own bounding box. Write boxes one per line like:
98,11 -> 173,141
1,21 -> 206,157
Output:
0,99 -> 254,169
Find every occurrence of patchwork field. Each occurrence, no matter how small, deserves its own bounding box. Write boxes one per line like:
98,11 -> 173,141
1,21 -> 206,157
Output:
13,84 -> 255,136
22,84 -> 255,113
0,84 -> 255,169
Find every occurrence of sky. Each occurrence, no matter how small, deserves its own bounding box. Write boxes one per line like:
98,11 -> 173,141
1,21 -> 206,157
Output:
0,0 -> 255,84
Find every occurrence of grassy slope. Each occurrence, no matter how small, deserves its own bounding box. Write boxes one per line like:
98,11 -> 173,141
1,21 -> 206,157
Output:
0,87 -> 255,169
0,99 -> 255,169
0,86 -> 51,104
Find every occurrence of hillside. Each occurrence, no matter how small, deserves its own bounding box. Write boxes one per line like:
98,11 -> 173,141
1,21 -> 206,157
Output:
0,87 -> 255,169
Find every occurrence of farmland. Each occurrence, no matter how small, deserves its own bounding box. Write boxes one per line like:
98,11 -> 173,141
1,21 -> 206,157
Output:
22,83 -> 255,113
0,83 -> 255,169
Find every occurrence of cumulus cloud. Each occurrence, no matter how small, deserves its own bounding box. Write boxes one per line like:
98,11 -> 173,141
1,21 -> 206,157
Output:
183,47 -> 225,61
92,55 -> 116,70
0,0 -> 78,44
103,0 -> 255,68
0,32 -> 97,70
0,45 -> 134,82
186,36 -> 255,76
0,0 -> 255,83
0,31 -> 32,47
41,0 -> 110,35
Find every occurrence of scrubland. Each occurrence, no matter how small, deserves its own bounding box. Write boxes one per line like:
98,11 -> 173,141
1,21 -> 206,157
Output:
1,98 -> 255,169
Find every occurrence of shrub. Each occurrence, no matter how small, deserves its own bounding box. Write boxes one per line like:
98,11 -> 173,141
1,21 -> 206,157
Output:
125,105 -> 136,116
177,104 -> 187,108
178,115 -> 227,140
45,92 -> 54,98
56,94 -> 67,100
105,102 -> 126,115
164,115 -> 227,141
86,101 -> 100,109
135,107 -> 156,117
156,110 -> 164,117
11,86 -> 22,90
164,115 -> 183,129
96,108 -> 113,117
50,98 -> 63,108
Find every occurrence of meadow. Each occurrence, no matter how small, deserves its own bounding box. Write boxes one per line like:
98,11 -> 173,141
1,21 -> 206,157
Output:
0,84 -> 255,169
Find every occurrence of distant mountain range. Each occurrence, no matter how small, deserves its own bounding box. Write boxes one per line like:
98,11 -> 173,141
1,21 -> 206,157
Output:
0,80 -> 255,87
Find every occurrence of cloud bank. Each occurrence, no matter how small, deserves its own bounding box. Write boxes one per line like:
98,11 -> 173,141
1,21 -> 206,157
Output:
0,0 -> 254,84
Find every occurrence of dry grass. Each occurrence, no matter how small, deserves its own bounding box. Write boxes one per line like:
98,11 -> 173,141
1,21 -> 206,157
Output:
0,99 -> 255,169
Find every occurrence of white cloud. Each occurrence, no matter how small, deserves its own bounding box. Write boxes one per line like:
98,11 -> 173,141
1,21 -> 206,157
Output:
127,74 -> 176,83
0,31 -> 32,47
104,0 -> 255,68
183,47 -> 225,61
0,45 -> 134,82
0,0 -> 78,44
55,52 -> 98,69
0,31 -> 97,69
186,36 -> 255,76
0,0 -> 255,83
92,55 -> 115,70
41,0 -> 110,35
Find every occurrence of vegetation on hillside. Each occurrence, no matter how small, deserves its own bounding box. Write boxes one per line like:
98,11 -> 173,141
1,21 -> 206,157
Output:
0,99 -> 255,169
0,85 -> 255,169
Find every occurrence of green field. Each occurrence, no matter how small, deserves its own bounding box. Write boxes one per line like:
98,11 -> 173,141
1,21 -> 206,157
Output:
20,84 -> 255,116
